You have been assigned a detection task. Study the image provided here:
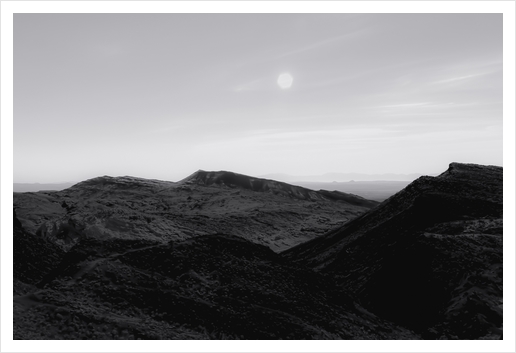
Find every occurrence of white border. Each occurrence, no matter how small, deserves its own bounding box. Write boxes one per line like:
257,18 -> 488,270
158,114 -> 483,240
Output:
0,1 -> 514,14
1,1 -> 515,352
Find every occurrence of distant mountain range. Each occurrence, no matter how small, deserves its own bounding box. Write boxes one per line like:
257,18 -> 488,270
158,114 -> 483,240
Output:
13,170 -> 432,192
259,172 -> 434,182
290,180 -> 411,202
13,163 -> 502,340
14,182 -> 75,193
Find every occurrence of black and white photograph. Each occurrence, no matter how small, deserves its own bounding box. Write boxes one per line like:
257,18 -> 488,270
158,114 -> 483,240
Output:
2,1 -> 515,352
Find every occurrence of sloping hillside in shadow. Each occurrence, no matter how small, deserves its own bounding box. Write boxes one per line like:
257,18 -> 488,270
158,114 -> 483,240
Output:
13,233 -> 417,340
14,210 -> 65,287
282,163 -> 503,339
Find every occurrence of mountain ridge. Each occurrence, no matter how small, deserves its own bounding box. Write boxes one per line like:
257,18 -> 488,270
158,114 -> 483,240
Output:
259,171 -> 432,182
179,170 -> 378,207
14,170 -> 378,252
13,162 -> 503,340
282,162 -> 503,338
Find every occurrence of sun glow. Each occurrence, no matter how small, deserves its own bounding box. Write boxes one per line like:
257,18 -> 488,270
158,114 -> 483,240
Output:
277,73 -> 293,89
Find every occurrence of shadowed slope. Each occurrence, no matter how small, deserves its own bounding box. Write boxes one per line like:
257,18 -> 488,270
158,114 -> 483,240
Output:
13,163 -> 501,340
14,233 -> 418,339
13,209 -> 65,286
282,163 -> 503,339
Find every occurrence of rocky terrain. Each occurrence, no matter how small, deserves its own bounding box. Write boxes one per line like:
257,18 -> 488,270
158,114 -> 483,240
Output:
13,226 -> 416,339
13,163 -> 503,340
14,170 -> 377,253
283,163 -> 503,339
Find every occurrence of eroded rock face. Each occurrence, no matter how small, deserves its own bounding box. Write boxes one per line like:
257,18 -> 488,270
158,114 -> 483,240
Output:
283,163 -> 503,339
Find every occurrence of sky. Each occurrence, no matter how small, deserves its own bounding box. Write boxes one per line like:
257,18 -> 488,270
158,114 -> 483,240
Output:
13,13 -> 503,183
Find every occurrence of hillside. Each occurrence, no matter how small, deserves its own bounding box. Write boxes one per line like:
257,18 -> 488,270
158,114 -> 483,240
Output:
14,172 -> 377,252
13,216 -> 416,340
13,163 -> 502,340
282,163 -> 503,339
180,170 -> 378,207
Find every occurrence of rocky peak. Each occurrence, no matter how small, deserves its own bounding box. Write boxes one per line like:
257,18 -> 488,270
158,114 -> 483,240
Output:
438,162 -> 502,183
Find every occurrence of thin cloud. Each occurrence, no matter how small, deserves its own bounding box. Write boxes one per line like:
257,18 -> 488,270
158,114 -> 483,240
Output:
379,102 -> 432,109
431,72 -> 492,85
233,77 -> 269,92
276,29 -> 368,59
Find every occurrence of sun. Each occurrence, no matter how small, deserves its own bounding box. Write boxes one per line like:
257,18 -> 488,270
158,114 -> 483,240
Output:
277,73 -> 293,89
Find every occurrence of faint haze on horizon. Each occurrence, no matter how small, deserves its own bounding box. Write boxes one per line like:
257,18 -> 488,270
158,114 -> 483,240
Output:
14,13 -> 502,183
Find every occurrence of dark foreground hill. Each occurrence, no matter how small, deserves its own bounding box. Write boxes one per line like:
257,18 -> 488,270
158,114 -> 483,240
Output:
14,218 -> 416,339
283,163 -> 503,339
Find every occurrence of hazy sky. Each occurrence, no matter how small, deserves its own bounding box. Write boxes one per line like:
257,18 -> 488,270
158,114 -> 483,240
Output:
14,14 -> 503,183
